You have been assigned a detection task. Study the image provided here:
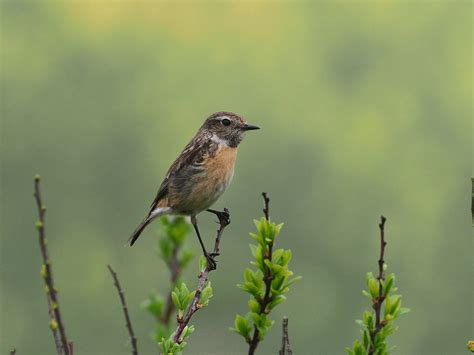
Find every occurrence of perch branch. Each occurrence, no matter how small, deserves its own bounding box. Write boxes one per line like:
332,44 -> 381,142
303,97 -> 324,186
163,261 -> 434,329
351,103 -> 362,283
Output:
248,193 -> 274,355
368,215 -> 387,355
172,208 -> 230,344
33,175 -> 72,355
107,265 -> 138,355
279,317 -> 293,355
10,349 -> 16,355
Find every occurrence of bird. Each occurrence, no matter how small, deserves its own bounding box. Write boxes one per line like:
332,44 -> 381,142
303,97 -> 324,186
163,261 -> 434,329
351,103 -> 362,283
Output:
129,111 -> 259,268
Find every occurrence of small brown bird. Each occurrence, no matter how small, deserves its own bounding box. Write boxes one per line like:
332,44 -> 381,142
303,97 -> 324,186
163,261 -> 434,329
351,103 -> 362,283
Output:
129,111 -> 259,268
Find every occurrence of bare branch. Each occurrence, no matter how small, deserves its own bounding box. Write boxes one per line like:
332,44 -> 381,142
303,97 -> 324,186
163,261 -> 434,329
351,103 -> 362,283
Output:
262,192 -> 270,221
10,349 -> 16,355
279,317 -> 293,355
107,265 -> 138,355
33,175 -> 72,355
368,215 -> 387,355
172,209 -> 230,344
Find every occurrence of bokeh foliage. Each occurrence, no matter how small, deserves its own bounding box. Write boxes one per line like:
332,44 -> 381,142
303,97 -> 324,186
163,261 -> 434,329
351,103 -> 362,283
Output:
0,1 -> 471,354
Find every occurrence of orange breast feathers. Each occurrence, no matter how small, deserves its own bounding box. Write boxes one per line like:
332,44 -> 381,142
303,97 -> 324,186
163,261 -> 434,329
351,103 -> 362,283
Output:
206,145 -> 237,184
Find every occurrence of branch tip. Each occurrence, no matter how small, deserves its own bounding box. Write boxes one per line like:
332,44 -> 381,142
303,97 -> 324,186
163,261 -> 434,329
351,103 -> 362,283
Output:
262,192 -> 270,220
369,216 -> 388,355
279,317 -> 293,355
107,264 -> 138,355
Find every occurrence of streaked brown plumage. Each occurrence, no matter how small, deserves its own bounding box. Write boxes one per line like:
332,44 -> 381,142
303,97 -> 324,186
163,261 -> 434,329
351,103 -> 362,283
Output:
129,111 -> 259,268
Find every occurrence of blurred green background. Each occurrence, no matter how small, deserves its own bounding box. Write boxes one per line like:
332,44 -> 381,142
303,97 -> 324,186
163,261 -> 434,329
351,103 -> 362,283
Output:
1,1 -> 471,354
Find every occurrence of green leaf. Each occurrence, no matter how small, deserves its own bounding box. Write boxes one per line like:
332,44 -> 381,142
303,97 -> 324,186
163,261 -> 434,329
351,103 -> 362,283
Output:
368,278 -> 380,299
248,299 -> 260,313
279,249 -> 292,267
351,339 -> 368,355
179,250 -> 194,269
271,248 -> 284,264
237,282 -> 262,298
267,295 -> 286,310
383,273 -> 395,296
363,311 -> 374,331
199,255 -> 207,271
171,291 -> 181,310
249,244 -> 258,258
275,222 -> 284,236
232,314 -> 252,339
271,273 -> 286,291
141,293 -> 165,317
200,282 -> 213,307
281,275 -> 302,289
160,216 -> 191,244
362,330 -> 369,348
249,232 -> 263,245
182,325 -> 195,340
159,238 -> 172,262
244,268 -> 254,283
384,295 -> 401,316
398,307 -> 410,316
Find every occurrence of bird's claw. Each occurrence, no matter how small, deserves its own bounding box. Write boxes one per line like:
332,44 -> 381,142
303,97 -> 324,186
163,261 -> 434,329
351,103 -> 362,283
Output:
205,253 -> 217,270
216,208 -> 230,226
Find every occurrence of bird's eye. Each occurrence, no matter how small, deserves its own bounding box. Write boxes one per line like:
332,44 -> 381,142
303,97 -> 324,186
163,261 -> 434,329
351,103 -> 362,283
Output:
221,118 -> 231,126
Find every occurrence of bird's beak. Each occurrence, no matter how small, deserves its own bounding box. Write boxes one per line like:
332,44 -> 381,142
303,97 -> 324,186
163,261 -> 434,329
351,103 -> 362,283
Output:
242,123 -> 260,131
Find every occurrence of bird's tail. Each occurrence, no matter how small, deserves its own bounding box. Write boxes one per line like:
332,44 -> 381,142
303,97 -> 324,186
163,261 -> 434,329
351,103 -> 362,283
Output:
128,217 -> 153,246
128,207 -> 171,246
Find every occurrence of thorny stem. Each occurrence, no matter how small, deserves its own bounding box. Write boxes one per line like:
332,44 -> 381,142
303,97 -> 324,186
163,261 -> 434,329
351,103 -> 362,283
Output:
172,209 -> 230,344
33,175 -> 72,355
279,317 -> 293,355
368,215 -> 387,355
107,265 -> 138,355
248,193 -> 273,355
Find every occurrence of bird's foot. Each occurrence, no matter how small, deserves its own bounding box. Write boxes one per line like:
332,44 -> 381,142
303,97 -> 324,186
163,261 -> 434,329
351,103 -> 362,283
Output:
207,208 -> 231,226
205,252 -> 218,270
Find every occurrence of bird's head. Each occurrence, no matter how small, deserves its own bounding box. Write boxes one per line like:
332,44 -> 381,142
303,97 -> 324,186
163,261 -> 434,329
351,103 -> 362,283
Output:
201,111 -> 260,148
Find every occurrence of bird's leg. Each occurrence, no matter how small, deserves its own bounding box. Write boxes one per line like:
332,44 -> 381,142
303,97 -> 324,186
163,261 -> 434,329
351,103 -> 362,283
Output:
206,208 -> 231,226
205,208 -> 230,258
190,215 -> 217,270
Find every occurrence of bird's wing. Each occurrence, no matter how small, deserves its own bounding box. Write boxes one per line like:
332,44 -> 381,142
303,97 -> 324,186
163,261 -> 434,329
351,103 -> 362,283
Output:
150,133 -> 215,210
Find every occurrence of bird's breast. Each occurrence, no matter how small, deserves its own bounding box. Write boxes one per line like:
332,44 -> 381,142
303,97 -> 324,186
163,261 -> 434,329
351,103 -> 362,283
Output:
206,144 -> 237,184
170,144 -> 237,214
184,145 -> 237,212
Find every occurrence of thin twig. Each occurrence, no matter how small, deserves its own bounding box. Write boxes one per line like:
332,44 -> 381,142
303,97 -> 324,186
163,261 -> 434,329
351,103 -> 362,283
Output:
262,192 -> 270,221
279,317 -> 293,355
107,265 -> 138,355
33,175 -> 72,355
368,215 -> 387,355
172,209 -> 230,344
248,194 -> 274,355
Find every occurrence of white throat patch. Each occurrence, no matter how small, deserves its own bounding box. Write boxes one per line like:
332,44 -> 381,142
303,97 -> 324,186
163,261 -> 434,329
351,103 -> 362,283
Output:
210,134 -> 229,147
